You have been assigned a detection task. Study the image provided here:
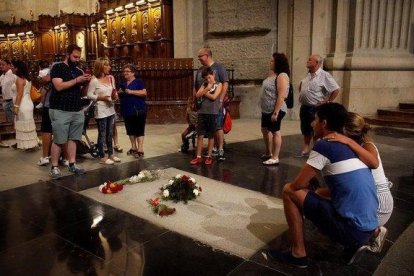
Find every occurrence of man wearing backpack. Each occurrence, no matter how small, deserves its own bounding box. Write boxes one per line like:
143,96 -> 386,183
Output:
297,54 -> 340,157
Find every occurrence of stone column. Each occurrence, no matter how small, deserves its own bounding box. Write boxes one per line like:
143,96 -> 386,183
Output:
324,0 -> 414,115
173,0 -> 204,59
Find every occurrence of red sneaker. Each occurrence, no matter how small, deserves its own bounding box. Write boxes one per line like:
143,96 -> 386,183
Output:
190,157 -> 203,165
204,157 -> 213,165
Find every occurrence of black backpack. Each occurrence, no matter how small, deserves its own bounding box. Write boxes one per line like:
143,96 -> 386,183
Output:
286,83 -> 294,109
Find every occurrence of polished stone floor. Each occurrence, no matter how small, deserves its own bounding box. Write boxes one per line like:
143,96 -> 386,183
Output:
0,127 -> 413,275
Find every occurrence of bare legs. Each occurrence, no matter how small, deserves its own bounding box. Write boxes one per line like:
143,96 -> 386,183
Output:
41,132 -> 52,158
282,183 -> 309,257
302,134 -> 312,154
129,135 -> 144,154
261,127 -> 271,156
262,128 -> 282,160
50,141 -> 73,166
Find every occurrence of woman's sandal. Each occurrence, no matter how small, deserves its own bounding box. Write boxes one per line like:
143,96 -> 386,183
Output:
133,151 -> 144,158
127,148 -> 137,155
114,144 -> 123,153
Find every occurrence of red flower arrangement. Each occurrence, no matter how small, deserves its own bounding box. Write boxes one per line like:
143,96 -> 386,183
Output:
146,197 -> 176,217
99,181 -> 123,194
160,174 -> 202,204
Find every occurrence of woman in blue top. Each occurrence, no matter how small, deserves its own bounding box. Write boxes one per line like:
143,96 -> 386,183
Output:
119,64 -> 147,158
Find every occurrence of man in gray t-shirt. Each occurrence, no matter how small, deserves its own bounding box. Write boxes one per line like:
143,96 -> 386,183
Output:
297,54 -> 340,157
194,48 -> 229,161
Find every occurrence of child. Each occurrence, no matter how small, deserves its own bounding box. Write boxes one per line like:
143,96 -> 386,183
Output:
190,67 -> 222,165
180,96 -> 198,153
35,60 -> 51,109
324,112 -> 393,253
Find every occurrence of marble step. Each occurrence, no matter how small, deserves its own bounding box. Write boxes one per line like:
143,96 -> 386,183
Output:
365,115 -> 414,129
377,108 -> 414,119
399,102 -> 414,110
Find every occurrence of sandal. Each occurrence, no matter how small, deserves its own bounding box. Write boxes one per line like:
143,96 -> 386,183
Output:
127,148 -> 137,155
114,145 -> 123,153
263,158 -> 280,166
100,158 -> 115,165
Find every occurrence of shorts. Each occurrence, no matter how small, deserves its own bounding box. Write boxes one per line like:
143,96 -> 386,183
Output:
261,111 -> 286,133
300,105 -> 316,136
49,109 -> 84,144
216,108 -> 225,130
41,107 -> 52,133
197,113 -> 217,138
124,111 -> 146,136
303,191 -> 374,248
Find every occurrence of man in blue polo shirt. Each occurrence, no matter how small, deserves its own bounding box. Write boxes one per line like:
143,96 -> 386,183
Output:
267,103 -> 378,268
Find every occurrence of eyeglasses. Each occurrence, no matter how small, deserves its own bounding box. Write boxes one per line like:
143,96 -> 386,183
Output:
123,70 -> 132,73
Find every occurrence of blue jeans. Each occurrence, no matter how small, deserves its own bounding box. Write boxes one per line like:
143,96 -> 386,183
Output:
2,100 -> 14,123
96,114 -> 115,158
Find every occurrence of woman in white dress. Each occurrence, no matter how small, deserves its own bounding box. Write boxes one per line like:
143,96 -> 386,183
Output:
11,60 -> 38,150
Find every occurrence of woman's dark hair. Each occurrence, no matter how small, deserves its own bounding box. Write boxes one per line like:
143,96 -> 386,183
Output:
12,60 -> 30,80
272,52 -> 290,77
201,67 -> 214,78
315,102 -> 348,133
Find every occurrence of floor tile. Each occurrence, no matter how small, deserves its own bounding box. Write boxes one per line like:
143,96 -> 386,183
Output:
0,233 -> 109,276
110,231 -> 244,276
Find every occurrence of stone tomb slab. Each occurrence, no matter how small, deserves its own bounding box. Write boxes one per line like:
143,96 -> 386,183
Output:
80,167 -> 287,259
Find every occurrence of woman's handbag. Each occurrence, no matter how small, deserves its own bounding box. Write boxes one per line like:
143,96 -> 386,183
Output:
30,84 -> 42,102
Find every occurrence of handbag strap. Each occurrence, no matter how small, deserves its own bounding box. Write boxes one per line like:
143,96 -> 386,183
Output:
109,75 -> 115,89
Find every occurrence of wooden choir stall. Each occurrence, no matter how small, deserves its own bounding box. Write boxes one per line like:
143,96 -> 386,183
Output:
0,0 -> 198,124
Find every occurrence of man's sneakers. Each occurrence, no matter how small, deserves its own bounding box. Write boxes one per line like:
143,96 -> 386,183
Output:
190,157 -> 203,165
37,156 -> 50,166
50,167 -> 62,179
68,163 -> 86,175
343,245 -> 369,265
190,156 -> 213,165
204,156 -> 213,165
368,226 -> 388,253
266,249 -> 309,268
295,151 -> 310,158
217,149 -> 225,161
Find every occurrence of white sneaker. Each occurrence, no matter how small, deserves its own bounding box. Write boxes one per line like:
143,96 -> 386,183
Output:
37,157 -> 50,166
63,159 -> 69,166
263,158 -> 280,166
36,103 -> 43,109
368,226 -> 388,253
0,142 -> 9,148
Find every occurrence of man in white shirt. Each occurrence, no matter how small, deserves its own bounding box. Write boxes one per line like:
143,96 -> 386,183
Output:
0,59 -> 17,123
0,59 -> 17,148
297,54 -> 340,156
